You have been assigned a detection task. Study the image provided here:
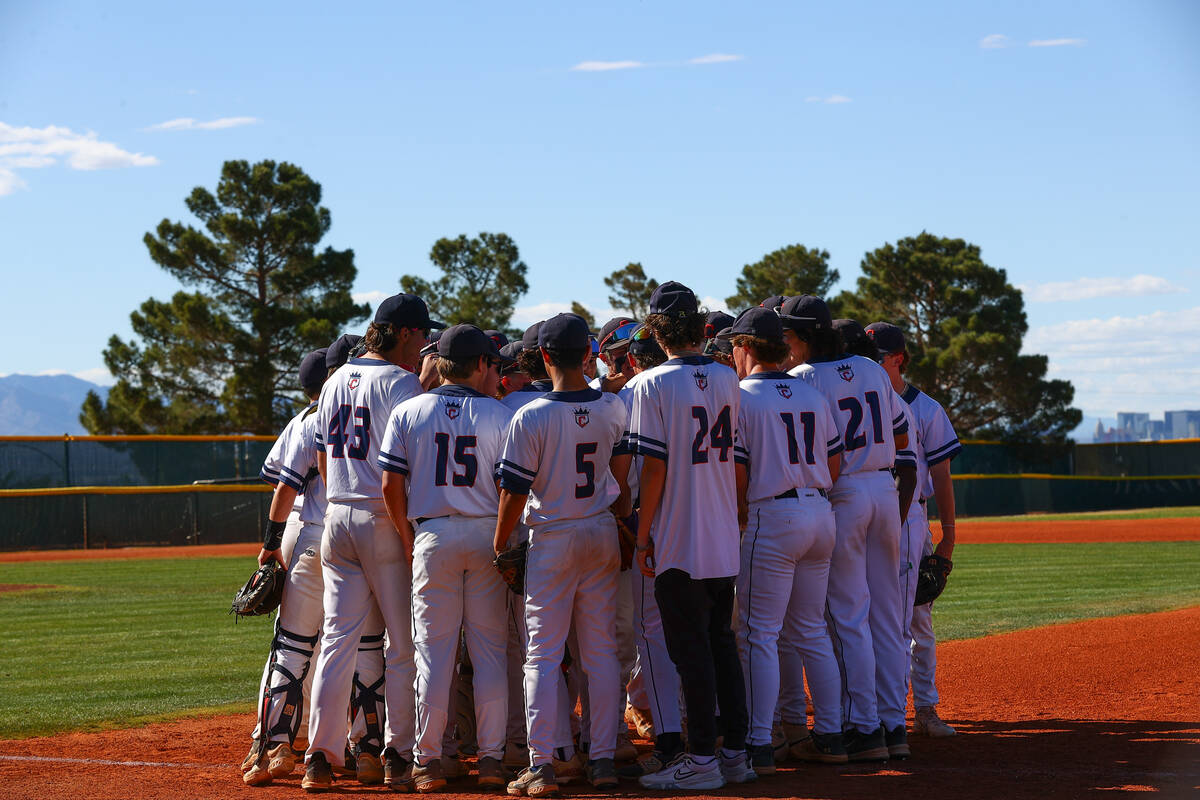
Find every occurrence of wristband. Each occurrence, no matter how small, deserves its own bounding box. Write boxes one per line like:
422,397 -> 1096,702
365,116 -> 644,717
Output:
263,519 -> 287,551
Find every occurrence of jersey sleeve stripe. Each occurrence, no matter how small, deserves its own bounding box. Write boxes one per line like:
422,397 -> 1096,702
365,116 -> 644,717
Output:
498,469 -> 533,495
827,442 -> 845,457
278,471 -> 307,491
377,460 -> 409,476
896,448 -> 918,467
632,439 -> 667,460
377,451 -> 408,467
925,439 -> 961,459
630,432 -> 668,450
498,458 -> 537,479
926,443 -> 963,466
279,465 -> 308,484
893,419 -> 909,435
259,466 -> 280,485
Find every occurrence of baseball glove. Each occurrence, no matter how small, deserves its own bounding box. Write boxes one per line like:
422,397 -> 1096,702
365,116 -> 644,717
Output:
231,562 -> 285,618
914,554 -> 953,606
493,541 -> 528,595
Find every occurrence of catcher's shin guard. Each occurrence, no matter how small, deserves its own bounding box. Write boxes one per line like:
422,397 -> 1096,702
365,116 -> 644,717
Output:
261,622 -> 320,745
350,632 -> 387,756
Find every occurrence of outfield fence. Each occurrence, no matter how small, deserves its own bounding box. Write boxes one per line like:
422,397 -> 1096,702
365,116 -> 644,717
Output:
1,436 -> 1198,550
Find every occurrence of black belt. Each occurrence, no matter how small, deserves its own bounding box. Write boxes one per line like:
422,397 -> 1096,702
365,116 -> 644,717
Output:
414,515 -> 448,526
774,488 -> 828,500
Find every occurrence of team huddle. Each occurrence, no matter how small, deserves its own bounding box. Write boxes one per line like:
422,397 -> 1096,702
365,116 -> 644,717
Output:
241,280 -> 962,795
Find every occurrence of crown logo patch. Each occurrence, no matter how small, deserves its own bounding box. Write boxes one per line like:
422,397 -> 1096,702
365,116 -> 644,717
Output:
573,406 -> 591,428
775,383 -> 792,399
693,369 -> 708,391
347,371 -> 362,390
445,399 -> 461,420
837,363 -> 855,383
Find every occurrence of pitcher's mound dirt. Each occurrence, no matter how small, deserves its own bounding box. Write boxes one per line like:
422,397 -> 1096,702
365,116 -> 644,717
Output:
2,606 -> 1197,799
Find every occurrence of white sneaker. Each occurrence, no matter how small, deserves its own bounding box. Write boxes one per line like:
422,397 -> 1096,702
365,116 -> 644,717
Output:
638,753 -> 725,790
718,748 -> 757,784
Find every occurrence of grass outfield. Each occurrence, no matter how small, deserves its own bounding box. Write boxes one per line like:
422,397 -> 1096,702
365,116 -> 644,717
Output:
961,505 -> 1200,522
2,543 -> 1199,739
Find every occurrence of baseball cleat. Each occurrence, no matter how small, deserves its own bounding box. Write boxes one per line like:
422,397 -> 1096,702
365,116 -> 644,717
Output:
383,747 -> 415,793
914,706 -> 957,738
302,752 -> 333,793
638,753 -> 725,791
241,739 -> 266,773
718,748 -> 757,784
477,756 -> 506,788
792,730 -> 849,764
782,721 -> 811,761
412,759 -> 447,793
503,741 -> 530,769
551,753 -> 585,785
748,743 -> 776,776
507,764 -> 559,797
587,757 -> 619,788
614,729 -> 638,761
617,749 -> 672,779
885,725 -> 911,760
844,726 -> 889,763
625,705 -> 655,740
357,750 -> 384,785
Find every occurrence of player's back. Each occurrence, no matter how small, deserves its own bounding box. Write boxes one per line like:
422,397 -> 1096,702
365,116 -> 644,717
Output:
630,356 -> 740,579
261,403 -> 312,514
737,371 -> 842,503
316,356 -> 422,502
500,379 -> 553,412
279,405 -> 328,525
903,385 -> 961,499
790,355 -> 906,475
379,385 -> 514,519
498,388 -> 627,533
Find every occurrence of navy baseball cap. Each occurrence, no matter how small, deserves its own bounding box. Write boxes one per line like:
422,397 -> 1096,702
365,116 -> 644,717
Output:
418,328 -> 444,359
326,334 -> 363,370
704,311 -> 735,339
760,295 -> 787,312
649,281 -> 698,317
833,318 -> 868,346
299,348 -> 329,391
718,307 -> 784,341
499,341 -> 524,373
780,295 -> 832,330
598,316 -> 637,349
374,293 -> 446,331
521,321 -> 545,350
538,313 -> 591,350
865,322 -> 906,354
484,330 -> 509,350
438,324 -> 513,362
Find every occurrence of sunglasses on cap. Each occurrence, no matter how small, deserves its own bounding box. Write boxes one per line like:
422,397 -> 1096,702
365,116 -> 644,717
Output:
599,321 -> 639,352
590,336 -> 600,355
632,324 -> 655,341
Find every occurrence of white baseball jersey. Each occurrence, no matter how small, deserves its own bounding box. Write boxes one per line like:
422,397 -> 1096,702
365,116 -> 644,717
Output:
895,400 -> 920,474
499,379 -> 553,412
628,356 -> 741,580
790,355 -> 908,475
314,356 -> 422,502
275,404 -> 328,525
901,384 -> 962,499
260,404 -> 310,514
735,371 -> 843,504
616,370 -> 655,501
497,388 -> 628,532
377,384 -> 514,520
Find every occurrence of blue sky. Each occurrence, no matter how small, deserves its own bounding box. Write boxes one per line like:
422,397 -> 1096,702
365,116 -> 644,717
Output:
2,0 -> 1198,423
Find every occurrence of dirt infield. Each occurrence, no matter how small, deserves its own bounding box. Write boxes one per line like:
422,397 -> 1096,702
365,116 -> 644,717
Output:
1,516 -> 1196,564
2,606 -> 1196,800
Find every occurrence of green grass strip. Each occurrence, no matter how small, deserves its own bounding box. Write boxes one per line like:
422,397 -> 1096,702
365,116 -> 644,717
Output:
1,544 -> 1198,738
960,505 -> 1200,522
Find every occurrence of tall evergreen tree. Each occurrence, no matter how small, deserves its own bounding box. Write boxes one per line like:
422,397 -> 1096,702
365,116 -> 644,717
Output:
80,160 -> 368,434
604,263 -> 659,319
399,232 -> 529,333
725,244 -> 839,311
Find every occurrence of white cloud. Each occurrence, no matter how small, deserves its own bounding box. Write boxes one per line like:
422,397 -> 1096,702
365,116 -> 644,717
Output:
1028,38 -> 1085,47
697,295 -> 729,313
689,53 -> 743,65
1021,274 -> 1187,303
73,368 -> 115,386
1026,306 -> 1200,416
352,290 -> 390,308
511,301 -> 576,327
571,60 -> 646,72
0,122 -> 158,195
805,95 -> 852,104
980,34 -> 1010,49
146,116 -> 260,132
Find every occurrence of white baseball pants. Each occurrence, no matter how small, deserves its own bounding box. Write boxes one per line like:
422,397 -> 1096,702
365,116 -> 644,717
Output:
826,470 -> 906,733
306,500 -> 415,767
908,509 -> 939,708
411,515 -> 509,763
632,567 -> 683,736
737,492 -> 841,744
523,513 -> 621,765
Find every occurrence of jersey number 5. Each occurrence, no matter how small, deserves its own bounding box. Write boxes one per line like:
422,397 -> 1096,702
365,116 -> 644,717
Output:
328,404 -> 370,460
575,442 -> 598,499
434,433 -> 478,487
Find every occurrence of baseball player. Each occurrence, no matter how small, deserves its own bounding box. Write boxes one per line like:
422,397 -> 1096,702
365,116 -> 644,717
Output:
497,342 -> 530,400
302,293 -> 442,793
629,281 -> 754,790
502,322 -> 554,411
866,322 -> 961,738
717,308 -> 846,775
242,348 -> 329,785
782,296 -> 916,762
378,324 -> 516,791
494,313 -> 631,796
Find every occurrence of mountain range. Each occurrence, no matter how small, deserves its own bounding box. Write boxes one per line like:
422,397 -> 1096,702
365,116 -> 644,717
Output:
0,374 -> 109,435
